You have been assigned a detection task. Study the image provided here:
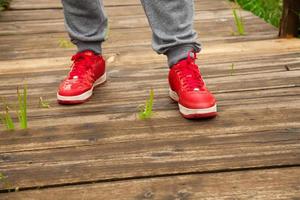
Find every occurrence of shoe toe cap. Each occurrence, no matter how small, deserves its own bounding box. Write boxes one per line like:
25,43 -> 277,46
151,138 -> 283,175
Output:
179,91 -> 216,109
58,80 -> 91,96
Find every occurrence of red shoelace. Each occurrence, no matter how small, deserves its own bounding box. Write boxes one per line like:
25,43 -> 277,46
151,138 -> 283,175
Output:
175,51 -> 205,91
68,52 -> 94,81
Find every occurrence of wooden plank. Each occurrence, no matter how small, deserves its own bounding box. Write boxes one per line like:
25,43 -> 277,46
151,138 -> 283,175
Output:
1,167 -> 300,200
279,0 -> 300,37
1,38 -> 300,74
8,0 -> 231,11
1,84 -> 299,128
0,22 -> 276,49
0,59 -> 299,97
0,9 -> 260,36
1,51 -> 298,88
0,19 -> 277,60
0,73 -> 299,125
0,126 -> 299,190
0,1 -> 277,61
0,86 -> 299,153
1,59 -> 298,189
0,10 -> 275,35
1,54 -> 300,187
0,56 -> 298,133
0,0 -> 299,197
0,60 -> 297,95
9,0 -> 141,9
0,16 -> 267,42
0,4 -> 233,22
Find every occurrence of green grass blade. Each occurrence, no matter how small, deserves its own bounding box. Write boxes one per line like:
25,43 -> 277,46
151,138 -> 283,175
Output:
17,85 -> 27,129
0,113 -> 6,130
4,106 -> 15,130
233,8 -> 245,35
230,63 -> 235,76
145,89 -> 154,114
138,89 -> 154,120
104,22 -> 110,40
1,98 -> 15,131
234,0 -> 283,28
0,172 -> 6,180
39,97 -> 51,108
58,38 -> 75,48
23,84 -> 27,129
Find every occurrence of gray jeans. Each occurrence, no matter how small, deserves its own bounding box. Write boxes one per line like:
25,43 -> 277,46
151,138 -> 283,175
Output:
61,0 -> 201,66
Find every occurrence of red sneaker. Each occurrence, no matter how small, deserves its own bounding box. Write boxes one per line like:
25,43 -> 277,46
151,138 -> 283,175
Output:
168,52 -> 217,119
57,50 -> 106,104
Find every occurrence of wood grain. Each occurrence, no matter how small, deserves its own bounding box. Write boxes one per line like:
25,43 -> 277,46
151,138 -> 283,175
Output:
1,167 -> 299,200
0,0 -> 299,198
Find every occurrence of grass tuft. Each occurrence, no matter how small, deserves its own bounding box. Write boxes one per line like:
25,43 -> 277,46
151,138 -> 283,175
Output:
1,104 -> 15,131
39,97 -> 51,108
0,85 -> 28,131
0,172 -> 7,181
230,63 -> 235,76
58,38 -> 75,48
232,0 -> 246,35
138,89 -> 154,120
233,0 -> 283,27
17,85 -> 27,129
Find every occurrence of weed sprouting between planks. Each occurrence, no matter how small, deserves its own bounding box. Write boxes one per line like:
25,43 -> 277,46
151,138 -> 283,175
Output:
230,63 -> 235,76
0,172 -> 6,181
234,0 -> 283,27
39,97 -> 51,108
232,0 -> 246,35
0,85 -> 28,131
138,89 -> 154,120
0,103 -> 15,131
17,85 -> 28,129
58,38 -> 75,48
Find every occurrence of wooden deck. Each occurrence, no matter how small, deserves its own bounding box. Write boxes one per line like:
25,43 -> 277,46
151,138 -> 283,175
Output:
0,0 -> 300,199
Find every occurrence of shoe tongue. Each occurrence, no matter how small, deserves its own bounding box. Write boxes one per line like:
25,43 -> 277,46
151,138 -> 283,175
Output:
177,61 -> 204,91
82,50 -> 94,56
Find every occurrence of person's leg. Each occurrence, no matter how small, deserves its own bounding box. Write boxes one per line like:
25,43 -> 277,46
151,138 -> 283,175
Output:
140,0 -> 201,67
61,0 -> 108,54
140,0 -> 217,119
57,0 -> 107,104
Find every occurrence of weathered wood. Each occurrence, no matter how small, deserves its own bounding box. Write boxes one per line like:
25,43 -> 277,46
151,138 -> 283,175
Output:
0,75 -> 299,189
0,10 -> 258,36
9,0 -> 140,9
279,0 -> 300,37
0,20 -> 277,61
0,85 -> 298,152
0,4 -> 233,22
1,52 -> 298,89
1,167 -> 300,200
0,125 -> 299,190
8,0 -> 230,11
0,0 -> 300,197
1,38 -> 300,75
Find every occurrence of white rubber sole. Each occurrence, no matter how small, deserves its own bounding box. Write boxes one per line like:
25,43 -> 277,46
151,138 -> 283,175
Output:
169,88 -> 217,116
57,73 -> 106,102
